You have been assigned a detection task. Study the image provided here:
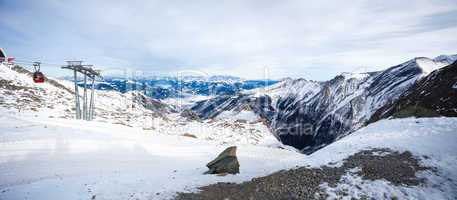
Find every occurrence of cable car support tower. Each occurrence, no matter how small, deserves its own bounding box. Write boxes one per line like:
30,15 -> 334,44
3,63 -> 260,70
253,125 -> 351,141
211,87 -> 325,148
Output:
62,61 -> 101,121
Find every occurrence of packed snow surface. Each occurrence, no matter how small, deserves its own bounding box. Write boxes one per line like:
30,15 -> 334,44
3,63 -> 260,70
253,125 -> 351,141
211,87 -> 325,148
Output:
1,111 -> 456,200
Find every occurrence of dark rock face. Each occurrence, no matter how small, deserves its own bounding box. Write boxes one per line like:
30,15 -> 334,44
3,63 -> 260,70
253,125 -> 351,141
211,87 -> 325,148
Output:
180,109 -> 201,121
204,146 -> 240,175
189,94 -> 276,123
272,74 -> 370,153
370,61 -> 457,122
131,92 -> 176,118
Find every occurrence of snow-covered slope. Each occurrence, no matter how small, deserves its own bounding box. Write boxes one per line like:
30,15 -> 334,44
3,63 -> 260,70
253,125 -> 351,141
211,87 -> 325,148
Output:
315,117 -> 457,200
0,110 -> 456,200
248,78 -> 322,104
0,112 -> 297,200
0,64 -> 174,125
187,94 -> 275,122
0,64 -> 277,146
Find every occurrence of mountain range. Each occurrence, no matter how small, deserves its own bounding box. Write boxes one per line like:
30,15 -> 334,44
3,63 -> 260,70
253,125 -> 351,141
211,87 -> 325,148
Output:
72,76 -> 278,99
185,54 -> 457,153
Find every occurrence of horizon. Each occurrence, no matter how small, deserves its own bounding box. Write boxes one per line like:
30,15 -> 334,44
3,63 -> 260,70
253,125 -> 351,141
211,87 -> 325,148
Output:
1,0 -> 457,81
31,53 -> 457,83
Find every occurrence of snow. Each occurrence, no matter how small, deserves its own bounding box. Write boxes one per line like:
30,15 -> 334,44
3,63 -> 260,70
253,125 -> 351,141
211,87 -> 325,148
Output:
315,117 -> 457,200
1,110 -> 456,200
215,110 -> 259,122
0,112 -> 302,200
340,72 -> 370,80
153,113 -> 276,146
415,57 -> 449,75
322,169 -> 455,200
247,78 -> 322,105
162,95 -> 213,110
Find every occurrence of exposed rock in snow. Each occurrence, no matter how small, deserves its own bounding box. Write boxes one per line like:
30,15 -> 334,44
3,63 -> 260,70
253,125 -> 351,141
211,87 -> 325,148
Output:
204,146 -> 240,175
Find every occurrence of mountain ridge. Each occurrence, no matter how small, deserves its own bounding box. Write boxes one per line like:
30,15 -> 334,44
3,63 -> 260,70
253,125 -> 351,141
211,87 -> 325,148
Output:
186,54 -> 457,153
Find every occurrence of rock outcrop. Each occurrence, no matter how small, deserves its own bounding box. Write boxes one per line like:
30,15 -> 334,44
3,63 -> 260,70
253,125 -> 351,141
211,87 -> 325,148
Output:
204,146 -> 240,175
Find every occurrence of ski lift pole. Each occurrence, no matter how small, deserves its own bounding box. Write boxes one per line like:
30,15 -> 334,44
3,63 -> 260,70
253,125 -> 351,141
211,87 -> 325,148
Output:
83,73 -> 88,120
74,69 -> 81,119
89,75 -> 96,120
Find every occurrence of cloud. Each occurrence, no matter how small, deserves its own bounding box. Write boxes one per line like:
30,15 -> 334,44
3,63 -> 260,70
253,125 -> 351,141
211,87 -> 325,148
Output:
1,0 -> 456,80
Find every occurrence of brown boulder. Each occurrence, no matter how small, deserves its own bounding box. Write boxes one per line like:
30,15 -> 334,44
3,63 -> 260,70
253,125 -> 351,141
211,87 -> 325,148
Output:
204,146 -> 240,175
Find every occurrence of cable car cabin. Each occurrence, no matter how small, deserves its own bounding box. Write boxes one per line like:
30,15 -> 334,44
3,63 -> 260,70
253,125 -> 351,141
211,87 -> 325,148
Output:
33,71 -> 45,83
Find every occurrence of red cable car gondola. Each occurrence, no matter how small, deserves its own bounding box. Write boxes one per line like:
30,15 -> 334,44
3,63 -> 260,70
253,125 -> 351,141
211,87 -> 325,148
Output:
33,62 -> 45,83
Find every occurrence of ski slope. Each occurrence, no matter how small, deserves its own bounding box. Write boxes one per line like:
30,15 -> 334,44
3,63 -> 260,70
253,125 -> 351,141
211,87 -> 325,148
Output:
0,111 -> 302,200
1,110 -> 456,199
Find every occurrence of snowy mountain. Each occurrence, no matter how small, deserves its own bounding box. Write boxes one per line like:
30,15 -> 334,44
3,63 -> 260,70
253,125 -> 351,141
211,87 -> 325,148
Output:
187,54 -> 457,153
186,78 -> 322,123
370,60 -> 457,121
271,55 -> 455,153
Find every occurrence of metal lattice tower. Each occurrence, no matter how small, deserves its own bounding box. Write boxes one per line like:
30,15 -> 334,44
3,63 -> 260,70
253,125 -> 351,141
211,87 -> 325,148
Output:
62,61 -> 101,121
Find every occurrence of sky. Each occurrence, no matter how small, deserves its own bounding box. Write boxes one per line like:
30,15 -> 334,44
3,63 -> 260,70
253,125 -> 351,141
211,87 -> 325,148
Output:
1,0 -> 457,80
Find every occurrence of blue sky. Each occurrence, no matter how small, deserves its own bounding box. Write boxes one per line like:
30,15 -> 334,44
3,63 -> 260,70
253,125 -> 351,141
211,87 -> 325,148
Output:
1,0 -> 456,80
